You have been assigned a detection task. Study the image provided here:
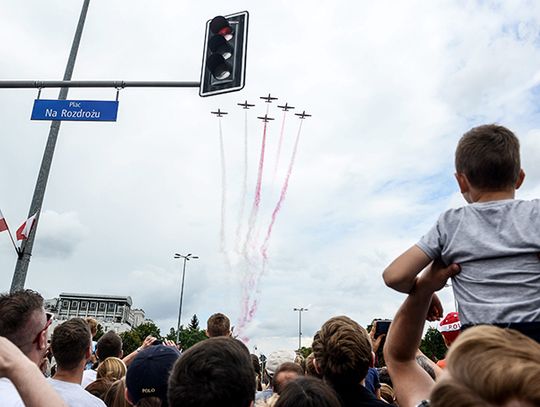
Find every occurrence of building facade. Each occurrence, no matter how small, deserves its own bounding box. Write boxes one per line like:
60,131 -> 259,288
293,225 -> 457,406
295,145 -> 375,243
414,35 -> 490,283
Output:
45,292 -> 147,334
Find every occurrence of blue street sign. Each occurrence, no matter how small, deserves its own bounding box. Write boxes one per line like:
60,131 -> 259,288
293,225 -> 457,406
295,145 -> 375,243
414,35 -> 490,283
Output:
31,99 -> 119,122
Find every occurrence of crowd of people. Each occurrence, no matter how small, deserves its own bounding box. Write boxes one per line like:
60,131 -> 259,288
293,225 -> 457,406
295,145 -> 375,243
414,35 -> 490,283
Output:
1,123 -> 539,407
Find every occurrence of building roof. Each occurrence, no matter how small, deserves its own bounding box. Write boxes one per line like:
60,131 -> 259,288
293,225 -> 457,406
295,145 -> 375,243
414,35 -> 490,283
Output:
59,292 -> 133,306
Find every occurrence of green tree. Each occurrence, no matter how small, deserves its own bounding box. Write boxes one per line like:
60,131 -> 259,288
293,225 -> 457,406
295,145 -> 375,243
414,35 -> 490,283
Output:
298,346 -> 312,359
420,327 -> 447,361
133,321 -> 161,340
120,330 -> 142,355
177,314 -> 207,350
166,327 -> 178,342
94,324 -> 105,341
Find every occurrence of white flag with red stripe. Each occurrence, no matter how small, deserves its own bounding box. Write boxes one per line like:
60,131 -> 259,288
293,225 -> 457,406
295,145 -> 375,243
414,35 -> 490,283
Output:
0,210 -> 8,232
16,213 -> 37,241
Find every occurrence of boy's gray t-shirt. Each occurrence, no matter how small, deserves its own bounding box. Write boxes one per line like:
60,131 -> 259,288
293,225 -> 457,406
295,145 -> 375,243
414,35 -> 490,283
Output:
417,199 -> 540,325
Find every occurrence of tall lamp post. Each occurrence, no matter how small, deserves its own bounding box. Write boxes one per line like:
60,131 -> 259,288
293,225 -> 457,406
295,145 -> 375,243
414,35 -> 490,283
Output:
174,253 -> 198,343
293,307 -> 308,351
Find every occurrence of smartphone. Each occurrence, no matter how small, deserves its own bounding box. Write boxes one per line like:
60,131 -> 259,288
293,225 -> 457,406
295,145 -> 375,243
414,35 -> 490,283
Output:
375,319 -> 392,338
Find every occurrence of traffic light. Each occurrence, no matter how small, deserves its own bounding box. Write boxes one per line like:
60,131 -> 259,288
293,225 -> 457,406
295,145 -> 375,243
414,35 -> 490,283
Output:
200,11 -> 249,97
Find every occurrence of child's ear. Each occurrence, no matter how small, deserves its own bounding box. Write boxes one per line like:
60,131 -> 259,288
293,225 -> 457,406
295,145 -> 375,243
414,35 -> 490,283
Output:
455,172 -> 469,193
515,169 -> 525,189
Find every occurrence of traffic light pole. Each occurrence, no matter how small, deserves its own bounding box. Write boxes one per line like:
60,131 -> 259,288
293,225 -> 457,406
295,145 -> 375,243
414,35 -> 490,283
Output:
9,0 -> 91,293
0,80 -> 200,89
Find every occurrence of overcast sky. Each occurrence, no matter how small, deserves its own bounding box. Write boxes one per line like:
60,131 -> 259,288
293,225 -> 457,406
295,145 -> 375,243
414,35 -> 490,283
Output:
1,0 -> 540,354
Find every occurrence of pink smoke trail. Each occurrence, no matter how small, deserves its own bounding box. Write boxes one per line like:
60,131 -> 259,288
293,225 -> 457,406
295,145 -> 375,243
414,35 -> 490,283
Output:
218,118 -> 227,253
272,111 -> 287,183
235,110 -> 249,252
261,119 -> 304,261
241,120 -> 305,333
242,120 -> 269,256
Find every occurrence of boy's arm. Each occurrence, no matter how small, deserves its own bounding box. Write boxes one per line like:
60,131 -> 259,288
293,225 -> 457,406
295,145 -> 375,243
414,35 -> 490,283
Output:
383,245 -> 432,293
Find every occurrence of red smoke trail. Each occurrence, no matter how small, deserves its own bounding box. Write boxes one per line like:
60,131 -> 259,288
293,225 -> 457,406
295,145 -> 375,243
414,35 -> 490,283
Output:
235,110 -> 249,252
242,121 -> 268,255
218,118 -> 227,252
261,119 -> 304,260
240,120 -> 304,334
272,111 -> 287,182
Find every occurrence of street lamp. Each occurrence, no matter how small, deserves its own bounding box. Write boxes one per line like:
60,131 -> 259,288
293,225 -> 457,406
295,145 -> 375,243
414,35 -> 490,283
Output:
174,253 -> 199,343
293,307 -> 308,351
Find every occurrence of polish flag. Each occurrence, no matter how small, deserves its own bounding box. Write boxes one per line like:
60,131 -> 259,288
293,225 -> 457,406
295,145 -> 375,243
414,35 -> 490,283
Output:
0,210 -> 8,232
16,213 -> 37,241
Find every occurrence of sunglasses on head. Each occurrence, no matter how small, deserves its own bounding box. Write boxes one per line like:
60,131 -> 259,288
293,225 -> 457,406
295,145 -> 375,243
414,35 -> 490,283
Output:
32,312 -> 53,344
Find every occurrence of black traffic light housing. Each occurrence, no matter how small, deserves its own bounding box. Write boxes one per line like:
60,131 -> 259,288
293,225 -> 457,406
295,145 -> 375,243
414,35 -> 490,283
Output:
200,11 -> 249,97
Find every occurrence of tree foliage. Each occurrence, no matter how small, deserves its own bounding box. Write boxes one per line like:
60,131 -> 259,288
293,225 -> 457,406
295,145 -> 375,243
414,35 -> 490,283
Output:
119,321 -> 162,355
420,327 -> 447,361
177,314 -> 207,351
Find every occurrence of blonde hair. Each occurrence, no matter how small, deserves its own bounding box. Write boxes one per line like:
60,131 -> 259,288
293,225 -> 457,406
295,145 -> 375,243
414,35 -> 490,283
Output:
103,378 -> 130,407
97,357 -> 126,382
431,326 -> 540,406
85,317 -> 98,336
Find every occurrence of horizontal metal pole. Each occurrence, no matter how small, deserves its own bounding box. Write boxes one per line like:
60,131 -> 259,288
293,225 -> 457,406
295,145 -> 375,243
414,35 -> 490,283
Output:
0,80 -> 200,89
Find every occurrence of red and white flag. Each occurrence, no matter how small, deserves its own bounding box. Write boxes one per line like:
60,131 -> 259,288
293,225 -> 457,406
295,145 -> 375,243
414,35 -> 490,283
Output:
16,213 -> 37,241
0,210 -> 8,232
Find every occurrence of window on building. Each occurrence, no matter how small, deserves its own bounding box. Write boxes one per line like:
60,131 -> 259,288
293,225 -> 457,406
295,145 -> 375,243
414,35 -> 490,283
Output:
62,300 -> 69,309
71,301 -> 79,309
80,301 -> 88,310
98,303 -> 106,312
107,303 -> 116,312
89,302 -> 97,311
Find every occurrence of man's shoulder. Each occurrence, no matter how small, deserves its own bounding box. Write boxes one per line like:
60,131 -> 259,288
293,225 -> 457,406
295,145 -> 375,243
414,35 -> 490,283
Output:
0,378 -> 25,406
48,378 -> 106,406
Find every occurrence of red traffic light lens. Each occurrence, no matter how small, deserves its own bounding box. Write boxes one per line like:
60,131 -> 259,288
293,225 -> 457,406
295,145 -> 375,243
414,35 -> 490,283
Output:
210,16 -> 233,40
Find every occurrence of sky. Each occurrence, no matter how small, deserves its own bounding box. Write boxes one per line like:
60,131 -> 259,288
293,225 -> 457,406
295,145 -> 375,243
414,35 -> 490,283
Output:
1,0 -> 540,355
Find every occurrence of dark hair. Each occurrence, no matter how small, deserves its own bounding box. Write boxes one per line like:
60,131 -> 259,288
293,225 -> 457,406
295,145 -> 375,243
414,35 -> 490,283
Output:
206,313 -> 231,337
251,354 -> 262,391
168,337 -> 255,407
85,378 -> 113,400
275,376 -> 341,407
312,316 -> 372,388
97,331 -> 123,360
273,362 -> 305,394
0,289 -> 44,350
455,124 -> 521,190
377,366 -> 393,387
51,318 -> 91,370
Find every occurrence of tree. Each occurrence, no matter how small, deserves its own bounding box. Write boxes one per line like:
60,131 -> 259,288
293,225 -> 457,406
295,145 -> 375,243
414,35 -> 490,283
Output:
420,327 -> 447,361
133,321 -> 161,340
120,330 -> 142,355
177,314 -> 207,350
298,346 -> 312,359
165,327 -> 178,342
94,324 -> 105,341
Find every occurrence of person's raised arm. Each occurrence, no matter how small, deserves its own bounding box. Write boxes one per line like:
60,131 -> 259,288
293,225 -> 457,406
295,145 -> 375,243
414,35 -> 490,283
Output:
0,337 -> 67,407
384,261 -> 460,407
383,245 -> 432,293
122,335 -> 157,366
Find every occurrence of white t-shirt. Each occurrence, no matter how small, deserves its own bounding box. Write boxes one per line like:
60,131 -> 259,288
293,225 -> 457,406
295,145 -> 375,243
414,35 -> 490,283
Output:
0,378 -> 25,406
48,378 -> 106,407
81,369 -> 97,388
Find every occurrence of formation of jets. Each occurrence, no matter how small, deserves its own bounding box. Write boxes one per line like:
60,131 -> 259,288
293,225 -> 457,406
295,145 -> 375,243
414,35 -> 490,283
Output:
211,94 -> 310,120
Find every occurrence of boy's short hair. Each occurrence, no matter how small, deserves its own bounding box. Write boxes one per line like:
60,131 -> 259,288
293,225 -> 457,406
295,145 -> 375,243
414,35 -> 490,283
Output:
51,318 -> 91,370
455,124 -> 521,190
206,313 -> 231,337
312,316 -> 372,387
97,331 -> 123,360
